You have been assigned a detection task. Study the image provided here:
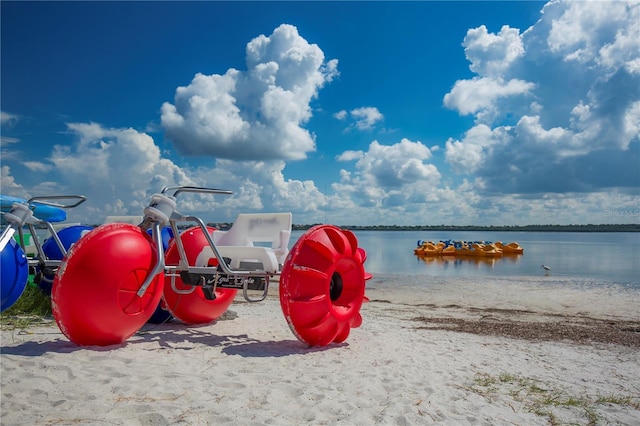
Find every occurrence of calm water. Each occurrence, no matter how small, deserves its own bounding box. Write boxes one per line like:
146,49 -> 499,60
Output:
291,230 -> 640,288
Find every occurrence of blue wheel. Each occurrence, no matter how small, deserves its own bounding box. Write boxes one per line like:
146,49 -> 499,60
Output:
146,226 -> 175,324
38,225 -> 93,295
1,239 -> 29,312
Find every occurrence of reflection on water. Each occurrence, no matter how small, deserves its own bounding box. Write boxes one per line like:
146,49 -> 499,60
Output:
415,253 -> 524,270
290,230 -> 640,287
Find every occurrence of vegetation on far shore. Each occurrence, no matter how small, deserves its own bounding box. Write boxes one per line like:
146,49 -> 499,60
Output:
291,223 -> 640,232
71,222 -> 640,232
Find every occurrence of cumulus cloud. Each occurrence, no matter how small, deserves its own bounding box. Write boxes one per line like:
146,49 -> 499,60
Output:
334,138 -> 440,209
333,107 -> 384,130
444,24 -> 533,123
1,165 -> 26,195
3,5 -> 637,227
443,77 -> 535,118
545,0 -> 638,67
445,124 -> 512,173
40,123 -> 196,221
333,106 -> 384,131
351,107 -> 383,130
444,0 -> 640,194
161,24 -> 338,161
333,110 -> 347,120
336,150 -> 364,162
205,159 -> 327,215
1,120 -> 346,225
464,25 -> 525,77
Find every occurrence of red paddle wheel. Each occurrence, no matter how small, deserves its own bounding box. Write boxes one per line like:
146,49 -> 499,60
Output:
52,223 -> 164,346
162,226 -> 237,324
279,225 -> 368,346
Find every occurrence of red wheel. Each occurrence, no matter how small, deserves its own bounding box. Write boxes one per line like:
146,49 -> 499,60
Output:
163,227 -> 237,324
279,225 -> 367,346
52,223 -> 164,346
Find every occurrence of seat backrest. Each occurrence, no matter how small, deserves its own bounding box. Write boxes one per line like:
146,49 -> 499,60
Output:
104,216 -> 143,225
213,213 -> 292,265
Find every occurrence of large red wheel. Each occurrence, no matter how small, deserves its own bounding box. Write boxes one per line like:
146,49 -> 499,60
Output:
163,227 -> 237,324
52,223 -> 164,346
279,225 -> 367,346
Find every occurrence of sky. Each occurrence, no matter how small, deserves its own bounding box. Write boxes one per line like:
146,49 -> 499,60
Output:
1,0 -> 639,226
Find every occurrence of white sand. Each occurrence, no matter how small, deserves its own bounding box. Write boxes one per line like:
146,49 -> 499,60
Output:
2,274 -> 639,425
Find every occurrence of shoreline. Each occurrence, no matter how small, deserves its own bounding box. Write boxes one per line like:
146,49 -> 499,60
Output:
2,275 -> 639,425
367,275 -> 640,348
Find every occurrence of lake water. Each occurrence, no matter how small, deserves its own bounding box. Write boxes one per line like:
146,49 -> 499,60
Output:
290,230 -> 640,288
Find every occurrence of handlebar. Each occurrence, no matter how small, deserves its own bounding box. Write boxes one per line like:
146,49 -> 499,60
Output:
27,195 -> 87,209
160,186 -> 233,198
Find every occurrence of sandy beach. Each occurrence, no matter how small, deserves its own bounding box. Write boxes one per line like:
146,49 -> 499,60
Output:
1,274 -> 639,425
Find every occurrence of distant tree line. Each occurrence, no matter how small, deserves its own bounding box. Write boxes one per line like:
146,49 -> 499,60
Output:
292,224 -> 640,232
76,222 -> 638,232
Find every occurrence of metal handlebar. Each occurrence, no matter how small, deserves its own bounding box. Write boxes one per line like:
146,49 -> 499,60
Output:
136,186 -> 270,302
136,186 -> 232,296
0,194 -> 87,253
160,186 -> 233,198
27,195 -> 87,209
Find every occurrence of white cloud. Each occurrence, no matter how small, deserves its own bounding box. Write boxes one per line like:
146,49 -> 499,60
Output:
1,137 -> 21,162
350,107 -> 384,130
336,150 -> 364,162
623,101 -> 640,143
443,77 -> 535,118
1,112 -> 21,160
2,121 -> 346,225
334,106 -> 384,131
445,124 -> 511,173
161,24 -> 338,161
333,110 -> 347,120
23,162 -> 53,173
334,138 -> 440,210
3,7 -> 637,227
444,0 -> 640,195
207,159 -> 327,215
41,123 -> 196,222
464,25 -> 525,77
515,115 -> 577,156
545,0 -> 638,67
1,166 -> 26,195
0,111 -> 19,127
443,23 -> 533,123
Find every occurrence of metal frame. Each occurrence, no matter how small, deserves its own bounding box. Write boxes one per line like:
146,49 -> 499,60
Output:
0,195 -> 87,273
136,186 -> 275,303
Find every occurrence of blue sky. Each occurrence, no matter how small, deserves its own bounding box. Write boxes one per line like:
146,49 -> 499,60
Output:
2,1 -> 639,226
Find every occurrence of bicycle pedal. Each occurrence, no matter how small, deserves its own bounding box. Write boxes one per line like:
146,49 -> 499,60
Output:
202,285 -> 217,301
246,277 -> 266,291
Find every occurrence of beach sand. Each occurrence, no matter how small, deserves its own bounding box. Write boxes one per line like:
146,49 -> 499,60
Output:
1,274 -> 639,425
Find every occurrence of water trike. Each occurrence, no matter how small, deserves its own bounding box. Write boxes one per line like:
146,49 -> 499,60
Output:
1,195 -> 88,311
51,186 -> 371,347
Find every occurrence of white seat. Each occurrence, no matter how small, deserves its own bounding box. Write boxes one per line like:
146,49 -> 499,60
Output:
195,246 -> 280,274
104,216 -> 143,225
209,212 -> 292,272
